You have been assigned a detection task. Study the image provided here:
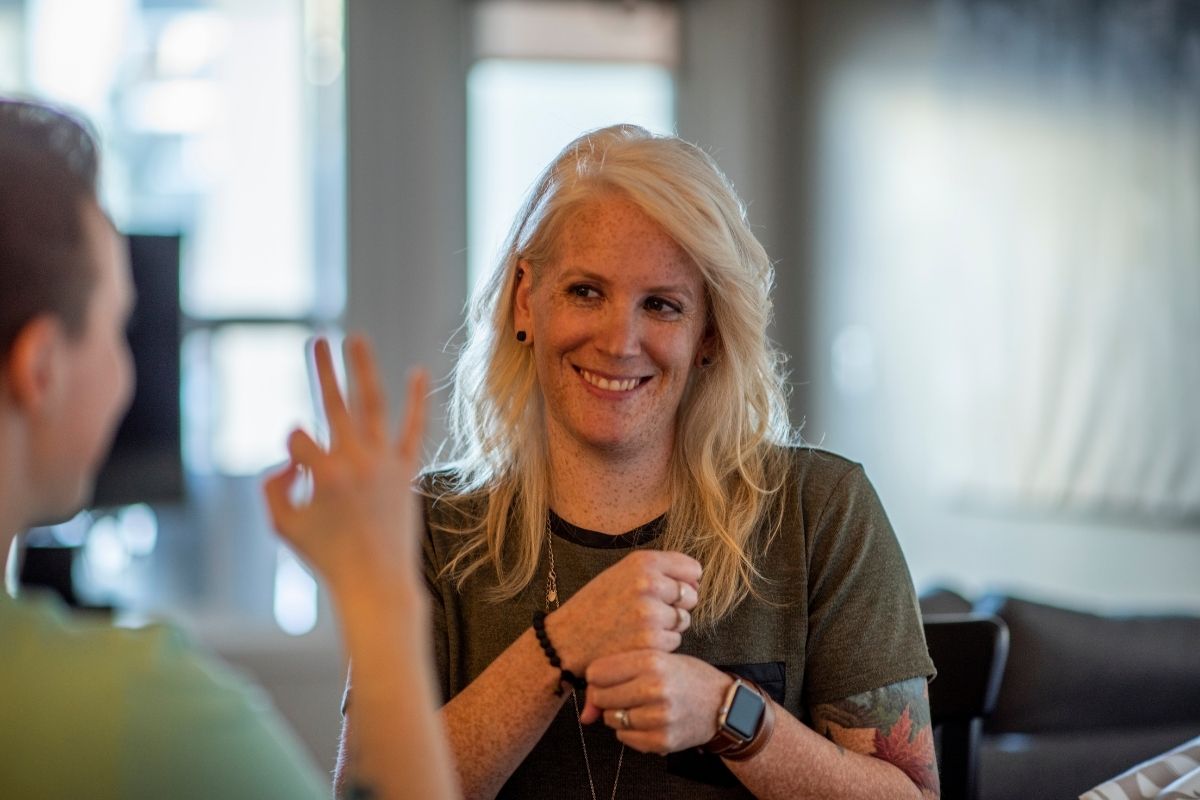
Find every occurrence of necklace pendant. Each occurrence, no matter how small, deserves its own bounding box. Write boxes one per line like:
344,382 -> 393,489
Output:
546,587 -> 558,604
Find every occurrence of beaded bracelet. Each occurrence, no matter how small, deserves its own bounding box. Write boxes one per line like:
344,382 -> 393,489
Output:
531,610 -> 587,696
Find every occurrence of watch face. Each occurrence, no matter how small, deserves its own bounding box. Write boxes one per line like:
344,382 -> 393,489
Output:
725,684 -> 764,740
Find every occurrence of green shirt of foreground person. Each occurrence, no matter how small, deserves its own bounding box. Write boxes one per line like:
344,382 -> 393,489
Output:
0,591 -> 326,800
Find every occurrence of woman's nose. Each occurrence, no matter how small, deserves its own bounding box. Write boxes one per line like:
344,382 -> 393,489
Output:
594,304 -> 641,358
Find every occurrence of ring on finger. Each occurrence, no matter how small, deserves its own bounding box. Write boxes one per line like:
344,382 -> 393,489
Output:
614,708 -> 633,730
673,605 -> 687,632
675,580 -> 686,605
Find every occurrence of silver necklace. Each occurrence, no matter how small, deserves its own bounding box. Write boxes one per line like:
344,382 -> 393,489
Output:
545,525 -> 625,800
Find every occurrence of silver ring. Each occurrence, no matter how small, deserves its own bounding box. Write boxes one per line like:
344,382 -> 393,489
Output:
673,605 -> 686,631
615,708 -> 632,730
675,580 -> 686,605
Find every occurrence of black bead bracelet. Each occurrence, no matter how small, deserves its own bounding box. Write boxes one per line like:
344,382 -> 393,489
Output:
532,610 -> 587,696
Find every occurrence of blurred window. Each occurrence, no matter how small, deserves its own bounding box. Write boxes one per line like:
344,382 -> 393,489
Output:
6,0 -> 345,479
5,0 -> 343,635
467,0 -> 679,289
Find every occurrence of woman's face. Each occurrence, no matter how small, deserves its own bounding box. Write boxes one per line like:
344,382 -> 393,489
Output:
514,194 -> 710,462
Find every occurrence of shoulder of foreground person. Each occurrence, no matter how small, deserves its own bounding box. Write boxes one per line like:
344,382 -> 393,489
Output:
0,591 -> 328,800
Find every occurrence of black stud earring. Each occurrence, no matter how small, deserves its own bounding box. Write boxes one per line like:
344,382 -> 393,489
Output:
516,330 -> 527,343
700,356 -> 712,367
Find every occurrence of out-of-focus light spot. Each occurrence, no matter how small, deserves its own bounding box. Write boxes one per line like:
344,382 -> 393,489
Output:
84,516 -> 130,577
274,546 -> 318,636
157,12 -> 228,77
118,504 -> 158,557
51,510 -> 94,547
125,79 -> 221,135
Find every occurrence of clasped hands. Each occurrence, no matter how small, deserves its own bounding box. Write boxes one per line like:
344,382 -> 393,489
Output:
546,551 -> 734,756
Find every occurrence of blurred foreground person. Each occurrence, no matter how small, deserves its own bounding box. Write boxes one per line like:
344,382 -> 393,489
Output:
0,97 -> 454,800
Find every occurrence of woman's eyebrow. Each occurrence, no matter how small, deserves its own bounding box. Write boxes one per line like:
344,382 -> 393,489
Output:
558,268 -> 697,299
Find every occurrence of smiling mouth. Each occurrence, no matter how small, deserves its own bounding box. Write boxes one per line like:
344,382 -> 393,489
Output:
577,367 -> 648,393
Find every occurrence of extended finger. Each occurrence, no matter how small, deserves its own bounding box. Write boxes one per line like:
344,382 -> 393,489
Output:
345,334 -> 387,443
396,367 -> 429,464
311,337 -> 352,445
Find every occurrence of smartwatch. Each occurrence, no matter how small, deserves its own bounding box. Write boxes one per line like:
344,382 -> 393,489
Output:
703,674 -> 770,758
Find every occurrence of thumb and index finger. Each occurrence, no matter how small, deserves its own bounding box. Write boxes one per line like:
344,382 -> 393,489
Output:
262,333 -> 430,525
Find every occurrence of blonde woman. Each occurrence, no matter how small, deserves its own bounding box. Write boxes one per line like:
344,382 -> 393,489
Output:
338,125 -> 939,799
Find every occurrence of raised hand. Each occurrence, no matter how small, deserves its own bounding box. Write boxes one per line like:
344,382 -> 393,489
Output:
581,651 -> 731,755
262,334 -> 428,597
545,549 -> 702,676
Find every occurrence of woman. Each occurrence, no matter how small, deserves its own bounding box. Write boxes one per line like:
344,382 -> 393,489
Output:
339,124 -> 938,799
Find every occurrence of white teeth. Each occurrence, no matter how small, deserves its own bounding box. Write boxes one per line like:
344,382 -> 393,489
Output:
581,369 -> 639,393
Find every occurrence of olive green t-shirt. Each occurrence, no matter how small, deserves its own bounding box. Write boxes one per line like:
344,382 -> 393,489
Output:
0,590 -> 328,800
421,447 -> 934,798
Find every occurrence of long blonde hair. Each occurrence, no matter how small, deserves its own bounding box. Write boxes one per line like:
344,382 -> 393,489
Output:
437,124 -> 796,627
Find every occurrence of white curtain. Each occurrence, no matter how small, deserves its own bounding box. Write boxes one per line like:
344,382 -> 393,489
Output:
820,0 -> 1200,521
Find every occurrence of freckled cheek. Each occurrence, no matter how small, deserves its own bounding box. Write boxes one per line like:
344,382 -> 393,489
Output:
647,338 -> 697,376
539,312 -> 595,356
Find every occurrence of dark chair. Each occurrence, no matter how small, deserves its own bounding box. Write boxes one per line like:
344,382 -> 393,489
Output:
924,613 -> 1010,800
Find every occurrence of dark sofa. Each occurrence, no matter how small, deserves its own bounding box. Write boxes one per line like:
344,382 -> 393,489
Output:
920,589 -> 1200,800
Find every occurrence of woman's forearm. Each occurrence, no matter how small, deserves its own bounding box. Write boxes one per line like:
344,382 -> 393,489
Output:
724,703 -> 929,800
440,628 -> 570,799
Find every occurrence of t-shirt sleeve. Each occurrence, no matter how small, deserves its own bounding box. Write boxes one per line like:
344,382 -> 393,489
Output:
421,492 -> 452,704
121,625 -> 329,800
801,463 -> 935,706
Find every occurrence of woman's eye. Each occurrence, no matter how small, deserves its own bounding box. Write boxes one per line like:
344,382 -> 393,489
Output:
645,297 -> 682,314
569,284 -> 598,299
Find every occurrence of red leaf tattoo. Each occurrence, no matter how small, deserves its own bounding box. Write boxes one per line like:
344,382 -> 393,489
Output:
872,706 -> 938,791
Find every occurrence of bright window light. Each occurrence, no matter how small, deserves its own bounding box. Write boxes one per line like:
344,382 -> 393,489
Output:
273,545 -> 318,636
466,59 -> 675,289
183,325 -> 317,476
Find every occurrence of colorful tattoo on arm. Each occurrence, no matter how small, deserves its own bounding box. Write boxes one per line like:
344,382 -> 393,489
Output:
811,676 -> 940,798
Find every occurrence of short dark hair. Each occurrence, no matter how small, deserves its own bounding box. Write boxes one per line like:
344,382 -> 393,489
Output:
0,98 -> 102,358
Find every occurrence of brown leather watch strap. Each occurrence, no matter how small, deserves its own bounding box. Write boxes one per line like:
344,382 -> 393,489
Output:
720,684 -> 776,761
702,675 -> 776,761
